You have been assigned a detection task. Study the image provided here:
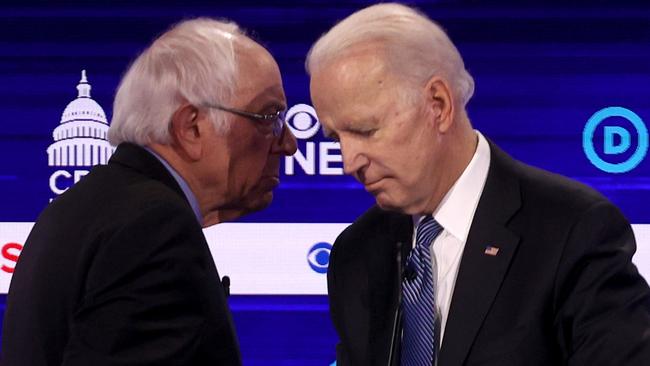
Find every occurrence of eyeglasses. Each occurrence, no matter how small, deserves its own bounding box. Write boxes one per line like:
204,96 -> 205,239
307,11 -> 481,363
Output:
203,103 -> 286,137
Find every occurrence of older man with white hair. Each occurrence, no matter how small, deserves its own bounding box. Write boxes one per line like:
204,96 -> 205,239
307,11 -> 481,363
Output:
308,3 -> 650,366
3,17 -> 296,366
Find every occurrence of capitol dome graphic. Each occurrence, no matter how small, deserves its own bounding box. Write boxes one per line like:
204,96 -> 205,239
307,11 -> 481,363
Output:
47,70 -> 114,167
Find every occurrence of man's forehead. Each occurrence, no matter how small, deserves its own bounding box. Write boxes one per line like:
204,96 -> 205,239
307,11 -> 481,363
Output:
244,84 -> 286,109
312,55 -> 392,111
320,50 -> 387,82
235,36 -> 275,65
233,41 -> 285,108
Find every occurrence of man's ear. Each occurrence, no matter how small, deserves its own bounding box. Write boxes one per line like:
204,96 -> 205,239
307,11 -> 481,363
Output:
169,103 -> 202,160
425,76 -> 455,134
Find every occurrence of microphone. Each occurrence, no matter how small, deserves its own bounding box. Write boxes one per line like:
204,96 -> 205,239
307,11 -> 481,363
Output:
388,242 -> 404,366
404,260 -> 417,281
222,275 -> 231,297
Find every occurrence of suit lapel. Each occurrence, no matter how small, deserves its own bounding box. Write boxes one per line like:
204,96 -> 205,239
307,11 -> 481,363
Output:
367,210 -> 412,365
438,143 -> 521,366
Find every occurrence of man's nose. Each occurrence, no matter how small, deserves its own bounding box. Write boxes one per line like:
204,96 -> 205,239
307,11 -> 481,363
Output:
340,139 -> 368,178
271,124 -> 298,156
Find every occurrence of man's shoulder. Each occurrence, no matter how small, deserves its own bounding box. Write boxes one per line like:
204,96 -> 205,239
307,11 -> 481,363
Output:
334,205 -> 410,255
341,205 -> 403,235
39,162 -> 194,235
514,159 -> 612,216
490,142 -> 614,217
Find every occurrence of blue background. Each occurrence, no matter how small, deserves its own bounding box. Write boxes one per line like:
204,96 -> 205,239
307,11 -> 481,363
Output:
1,0 -> 649,364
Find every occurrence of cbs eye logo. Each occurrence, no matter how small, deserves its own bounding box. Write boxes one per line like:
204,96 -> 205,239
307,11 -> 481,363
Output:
307,242 -> 332,274
583,107 -> 649,173
286,104 -> 320,140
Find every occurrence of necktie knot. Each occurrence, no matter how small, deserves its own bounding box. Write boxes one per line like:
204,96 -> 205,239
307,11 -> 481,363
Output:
415,216 -> 442,251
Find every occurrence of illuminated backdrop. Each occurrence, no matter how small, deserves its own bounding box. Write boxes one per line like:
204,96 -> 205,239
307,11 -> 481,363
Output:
1,1 -> 649,364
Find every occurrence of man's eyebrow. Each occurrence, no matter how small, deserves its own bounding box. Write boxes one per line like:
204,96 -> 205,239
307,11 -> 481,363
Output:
244,84 -> 286,111
259,100 -> 286,112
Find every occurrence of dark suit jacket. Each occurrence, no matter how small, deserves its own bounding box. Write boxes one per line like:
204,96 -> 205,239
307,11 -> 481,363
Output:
328,141 -> 650,366
2,143 -> 241,366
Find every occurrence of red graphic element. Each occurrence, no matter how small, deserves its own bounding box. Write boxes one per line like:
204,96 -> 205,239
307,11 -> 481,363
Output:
2,242 -> 23,273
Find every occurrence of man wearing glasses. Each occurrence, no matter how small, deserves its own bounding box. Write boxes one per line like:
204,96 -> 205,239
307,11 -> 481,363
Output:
3,17 -> 296,366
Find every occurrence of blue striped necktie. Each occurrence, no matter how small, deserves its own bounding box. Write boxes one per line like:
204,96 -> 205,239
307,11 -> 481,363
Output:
401,216 -> 443,366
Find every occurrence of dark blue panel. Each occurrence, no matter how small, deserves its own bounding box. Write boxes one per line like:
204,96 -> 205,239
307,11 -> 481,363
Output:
0,295 -> 337,365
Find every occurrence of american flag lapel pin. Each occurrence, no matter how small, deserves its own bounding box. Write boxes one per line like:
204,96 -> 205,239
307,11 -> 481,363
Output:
484,245 -> 500,256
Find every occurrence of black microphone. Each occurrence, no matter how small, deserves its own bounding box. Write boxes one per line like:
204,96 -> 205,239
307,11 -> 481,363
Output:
404,260 -> 417,281
388,242 -> 404,366
222,275 -> 231,297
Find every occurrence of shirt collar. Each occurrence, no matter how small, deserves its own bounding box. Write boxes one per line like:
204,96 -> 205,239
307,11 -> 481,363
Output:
413,131 -> 491,242
144,147 -> 203,224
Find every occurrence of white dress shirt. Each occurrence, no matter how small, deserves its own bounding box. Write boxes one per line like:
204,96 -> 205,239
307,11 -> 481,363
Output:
411,131 -> 491,343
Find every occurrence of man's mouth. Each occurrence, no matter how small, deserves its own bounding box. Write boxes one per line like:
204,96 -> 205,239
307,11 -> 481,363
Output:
363,178 -> 383,193
261,176 -> 280,189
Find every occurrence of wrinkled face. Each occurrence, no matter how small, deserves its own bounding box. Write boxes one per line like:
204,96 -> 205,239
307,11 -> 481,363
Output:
310,53 -> 445,214
201,42 -> 297,216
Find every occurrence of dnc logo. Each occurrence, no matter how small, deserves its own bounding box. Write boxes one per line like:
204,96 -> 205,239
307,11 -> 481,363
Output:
583,107 -> 648,173
307,242 -> 332,274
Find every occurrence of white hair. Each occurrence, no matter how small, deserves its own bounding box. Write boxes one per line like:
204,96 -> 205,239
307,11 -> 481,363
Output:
306,3 -> 475,108
108,18 -> 243,146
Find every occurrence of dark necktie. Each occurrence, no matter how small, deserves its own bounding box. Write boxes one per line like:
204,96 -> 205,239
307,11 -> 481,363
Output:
401,216 -> 443,366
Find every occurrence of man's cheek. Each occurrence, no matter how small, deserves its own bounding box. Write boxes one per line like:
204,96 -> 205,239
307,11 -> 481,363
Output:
261,150 -> 281,169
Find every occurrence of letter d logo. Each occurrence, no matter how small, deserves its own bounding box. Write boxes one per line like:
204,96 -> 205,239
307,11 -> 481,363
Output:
583,107 -> 648,173
604,126 -> 631,155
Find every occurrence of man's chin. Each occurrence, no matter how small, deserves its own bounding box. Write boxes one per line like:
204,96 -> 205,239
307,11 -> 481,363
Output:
252,194 -> 273,212
374,193 -> 397,211
207,191 -> 274,225
242,191 -> 274,214
374,193 -> 411,214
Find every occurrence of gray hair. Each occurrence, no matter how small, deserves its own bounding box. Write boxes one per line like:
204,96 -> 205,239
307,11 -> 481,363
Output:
306,3 -> 474,108
108,18 -> 242,146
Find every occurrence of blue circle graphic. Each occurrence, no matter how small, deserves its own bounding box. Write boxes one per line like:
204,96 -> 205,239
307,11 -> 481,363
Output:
307,242 -> 332,274
315,251 -> 329,265
583,106 -> 648,173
